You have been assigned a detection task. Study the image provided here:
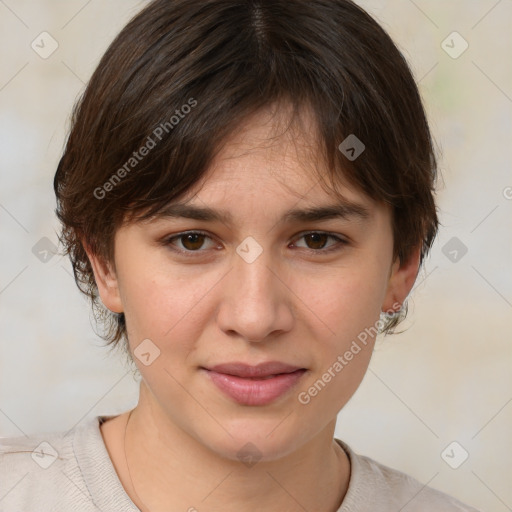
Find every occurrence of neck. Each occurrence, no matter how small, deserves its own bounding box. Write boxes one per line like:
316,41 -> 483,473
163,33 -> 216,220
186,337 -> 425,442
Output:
116,384 -> 350,512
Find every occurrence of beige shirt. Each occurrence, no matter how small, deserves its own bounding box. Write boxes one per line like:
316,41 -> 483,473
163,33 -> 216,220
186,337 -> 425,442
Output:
0,415 -> 481,511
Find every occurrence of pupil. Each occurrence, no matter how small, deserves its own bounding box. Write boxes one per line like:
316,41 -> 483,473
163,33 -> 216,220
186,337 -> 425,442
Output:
307,233 -> 327,249
183,233 -> 204,250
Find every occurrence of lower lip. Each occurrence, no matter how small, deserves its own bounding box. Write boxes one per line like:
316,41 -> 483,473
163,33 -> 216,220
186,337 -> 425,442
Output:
203,368 -> 307,406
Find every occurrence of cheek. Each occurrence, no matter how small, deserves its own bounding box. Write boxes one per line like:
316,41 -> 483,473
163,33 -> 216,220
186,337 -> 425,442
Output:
291,264 -> 387,345
117,256 -> 224,352
293,274 -> 381,416
290,261 -> 389,409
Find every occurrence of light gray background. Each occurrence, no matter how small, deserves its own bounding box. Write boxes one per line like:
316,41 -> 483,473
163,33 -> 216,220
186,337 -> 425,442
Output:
1,1 -> 511,510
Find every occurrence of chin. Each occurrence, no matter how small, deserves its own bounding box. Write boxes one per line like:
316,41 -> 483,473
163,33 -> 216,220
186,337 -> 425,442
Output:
198,417 -> 310,464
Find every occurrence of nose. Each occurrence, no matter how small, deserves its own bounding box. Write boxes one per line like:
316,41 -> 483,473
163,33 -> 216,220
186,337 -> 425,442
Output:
215,246 -> 295,343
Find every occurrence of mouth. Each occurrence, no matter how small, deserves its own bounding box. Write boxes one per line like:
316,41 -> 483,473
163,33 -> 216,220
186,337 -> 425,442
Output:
200,361 -> 307,406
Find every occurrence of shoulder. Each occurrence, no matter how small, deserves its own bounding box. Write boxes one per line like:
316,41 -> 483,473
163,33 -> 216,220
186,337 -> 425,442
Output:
336,439 -> 482,512
0,417 -> 107,511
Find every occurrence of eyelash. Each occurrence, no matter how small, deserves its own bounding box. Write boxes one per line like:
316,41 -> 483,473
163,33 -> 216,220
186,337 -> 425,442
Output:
161,230 -> 348,258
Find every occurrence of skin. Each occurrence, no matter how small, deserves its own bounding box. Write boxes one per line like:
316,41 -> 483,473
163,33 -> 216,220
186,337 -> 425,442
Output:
87,104 -> 421,512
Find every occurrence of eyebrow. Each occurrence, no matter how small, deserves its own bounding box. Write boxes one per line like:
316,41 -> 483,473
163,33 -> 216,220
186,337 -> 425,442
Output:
153,200 -> 370,225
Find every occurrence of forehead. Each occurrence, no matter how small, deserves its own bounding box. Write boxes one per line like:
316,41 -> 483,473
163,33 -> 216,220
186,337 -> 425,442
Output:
182,104 -> 362,206
130,103 -> 388,231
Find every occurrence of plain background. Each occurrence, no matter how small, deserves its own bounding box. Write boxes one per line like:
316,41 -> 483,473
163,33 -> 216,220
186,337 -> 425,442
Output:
0,1 -> 511,510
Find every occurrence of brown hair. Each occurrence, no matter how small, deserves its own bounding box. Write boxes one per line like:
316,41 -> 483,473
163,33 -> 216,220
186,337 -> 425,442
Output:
54,0 -> 439,354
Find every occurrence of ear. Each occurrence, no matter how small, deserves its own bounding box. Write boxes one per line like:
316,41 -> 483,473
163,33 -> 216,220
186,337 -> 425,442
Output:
83,243 -> 124,313
382,244 -> 422,314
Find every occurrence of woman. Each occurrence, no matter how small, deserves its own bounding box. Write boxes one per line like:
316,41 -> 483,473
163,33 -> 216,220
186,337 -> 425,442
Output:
0,0 -> 481,510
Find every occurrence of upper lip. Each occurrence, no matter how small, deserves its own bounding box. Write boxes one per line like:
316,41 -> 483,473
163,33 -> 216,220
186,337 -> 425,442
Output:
205,362 -> 305,378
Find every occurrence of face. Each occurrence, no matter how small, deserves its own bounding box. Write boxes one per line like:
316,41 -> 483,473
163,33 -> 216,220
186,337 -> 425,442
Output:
87,105 -> 419,462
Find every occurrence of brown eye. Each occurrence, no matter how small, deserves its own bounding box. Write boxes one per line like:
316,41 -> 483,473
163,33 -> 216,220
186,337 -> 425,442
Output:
180,233 -> 207,251
293,232 -> 347,253
164,231 -> 217,254
303,233 -> 330,250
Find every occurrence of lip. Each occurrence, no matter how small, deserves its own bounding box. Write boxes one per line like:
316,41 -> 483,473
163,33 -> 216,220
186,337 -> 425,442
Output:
201,362 -> 307,406
207,361 -> 304,378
